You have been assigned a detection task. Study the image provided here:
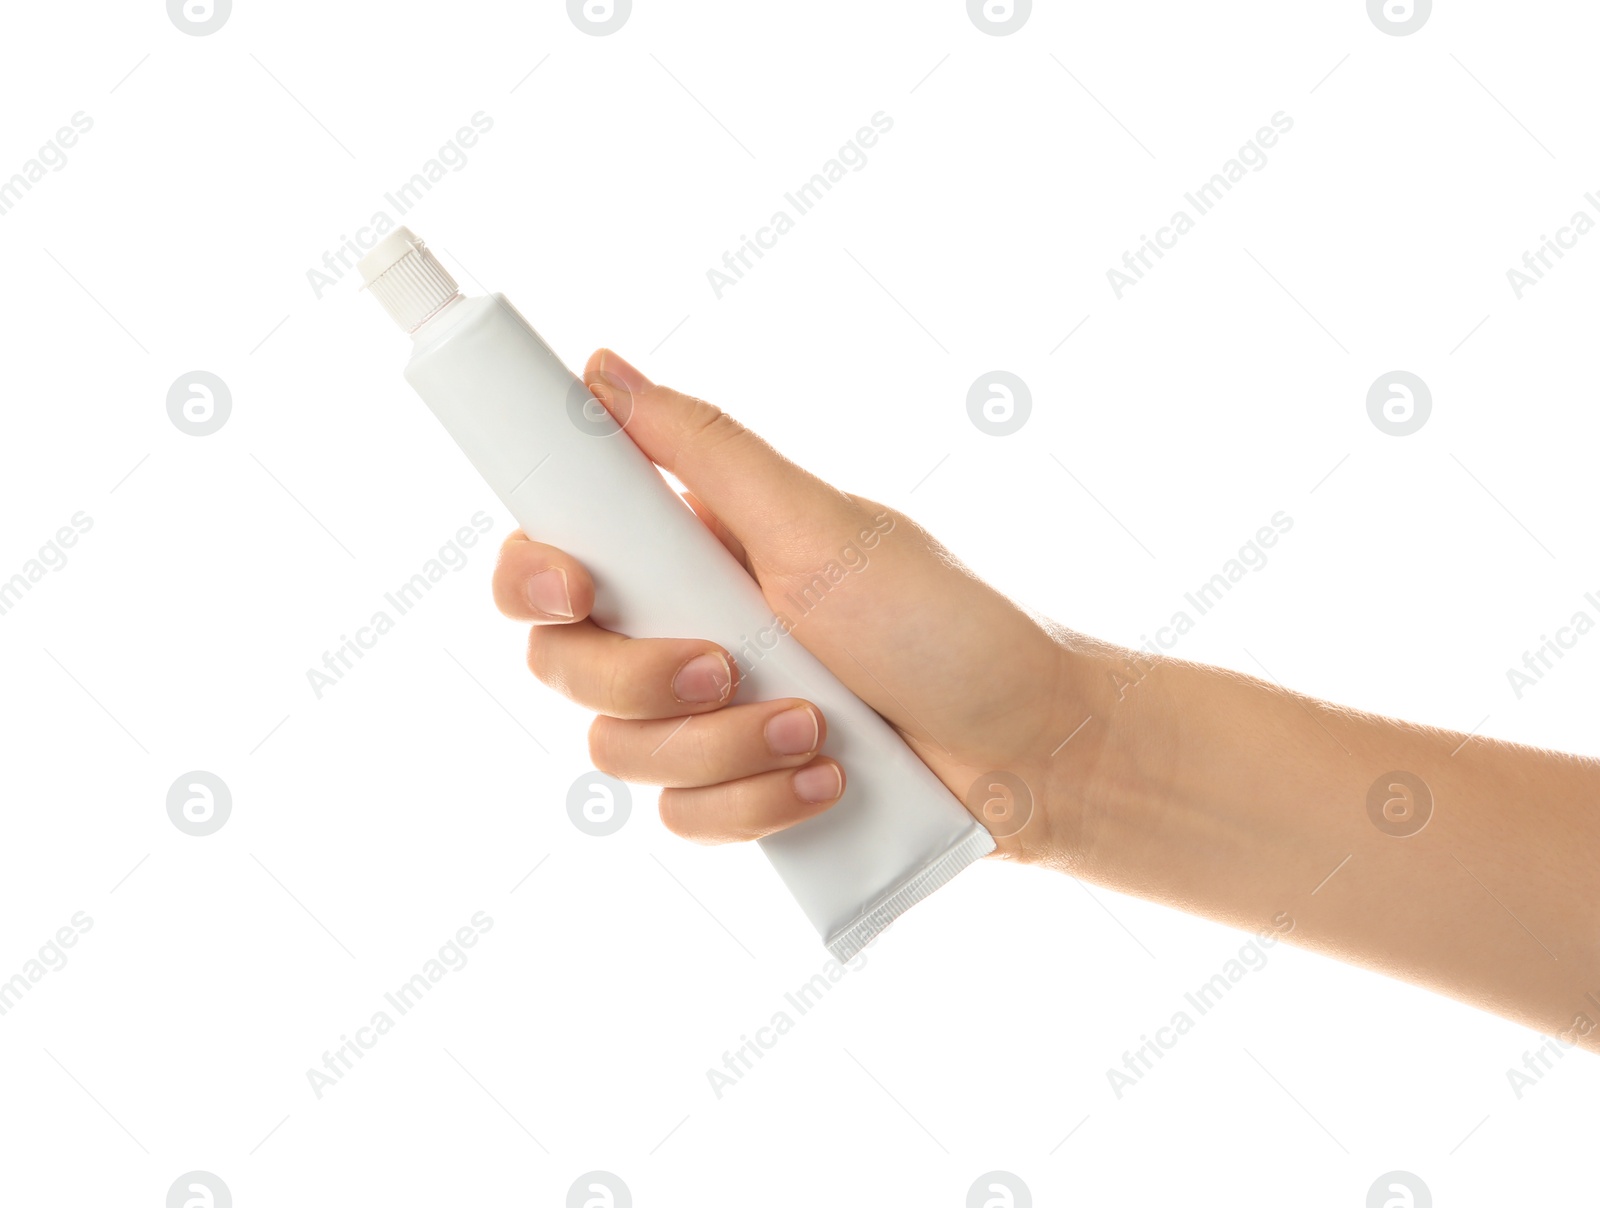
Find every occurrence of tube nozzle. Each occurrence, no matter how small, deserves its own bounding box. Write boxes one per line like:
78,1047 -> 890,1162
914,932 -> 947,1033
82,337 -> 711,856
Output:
359,227 -> 460,333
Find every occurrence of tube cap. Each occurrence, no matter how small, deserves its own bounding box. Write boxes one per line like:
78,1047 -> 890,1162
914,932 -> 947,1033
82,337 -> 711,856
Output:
358,227 -> 460,332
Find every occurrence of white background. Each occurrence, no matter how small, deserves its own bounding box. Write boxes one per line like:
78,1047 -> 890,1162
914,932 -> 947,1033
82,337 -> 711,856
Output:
1,1 -> 1596,1204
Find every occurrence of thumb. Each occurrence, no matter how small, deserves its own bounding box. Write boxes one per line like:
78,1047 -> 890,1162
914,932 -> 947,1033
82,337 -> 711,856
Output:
584,349 -> 858,561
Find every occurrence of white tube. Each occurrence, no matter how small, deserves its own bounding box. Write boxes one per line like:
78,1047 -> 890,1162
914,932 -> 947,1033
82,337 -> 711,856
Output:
358,228 -> 993,959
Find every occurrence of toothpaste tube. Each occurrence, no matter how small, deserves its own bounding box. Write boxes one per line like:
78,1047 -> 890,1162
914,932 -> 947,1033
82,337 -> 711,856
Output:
358,228 -> 993,958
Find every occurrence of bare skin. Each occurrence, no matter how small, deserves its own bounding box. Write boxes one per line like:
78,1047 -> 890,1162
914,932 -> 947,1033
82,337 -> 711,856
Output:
494,348 -> 1600,1053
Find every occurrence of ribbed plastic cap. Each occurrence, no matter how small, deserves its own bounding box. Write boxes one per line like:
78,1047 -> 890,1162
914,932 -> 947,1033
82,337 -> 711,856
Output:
358,227 -> 460,332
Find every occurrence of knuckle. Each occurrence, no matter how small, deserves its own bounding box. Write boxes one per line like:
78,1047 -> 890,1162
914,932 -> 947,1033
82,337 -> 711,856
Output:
603,639 -> 644,715
681,396 -> 748,452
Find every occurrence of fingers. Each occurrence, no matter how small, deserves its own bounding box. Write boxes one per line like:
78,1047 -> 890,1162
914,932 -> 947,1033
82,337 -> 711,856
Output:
493,531 -> 595,623
525,613 -> 846,839
589,699 -> 827,788
658,759 -> 846,845
582,348 -> 858,557
527,622 -> 737,720
498,529 -> 742,719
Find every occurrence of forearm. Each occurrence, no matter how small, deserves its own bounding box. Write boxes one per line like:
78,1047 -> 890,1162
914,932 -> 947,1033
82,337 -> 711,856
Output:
1057,644 -> 1600,1051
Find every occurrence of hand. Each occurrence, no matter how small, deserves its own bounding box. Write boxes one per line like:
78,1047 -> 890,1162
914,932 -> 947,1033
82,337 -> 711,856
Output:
490,351 -> 1600,1048
490,349 -> 1089,856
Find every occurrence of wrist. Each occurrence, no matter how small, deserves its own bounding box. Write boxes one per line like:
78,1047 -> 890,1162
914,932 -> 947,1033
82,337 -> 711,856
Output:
1055,641 -> 1362,931
1035,638 -> 1281,904
1023,635 -> 1177,876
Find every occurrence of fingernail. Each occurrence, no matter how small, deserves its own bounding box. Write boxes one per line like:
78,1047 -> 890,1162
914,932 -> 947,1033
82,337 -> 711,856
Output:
765,705 -> 819,757
672,652 -> 731,704
793,762 -> 842,805
525,568 -> 573,619
599,350 -> 651,395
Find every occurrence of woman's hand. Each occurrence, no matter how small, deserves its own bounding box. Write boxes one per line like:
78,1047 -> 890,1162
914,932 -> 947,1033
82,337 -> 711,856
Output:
490,349 -> 1096,858
490,348 -> 1600,1050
